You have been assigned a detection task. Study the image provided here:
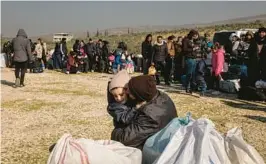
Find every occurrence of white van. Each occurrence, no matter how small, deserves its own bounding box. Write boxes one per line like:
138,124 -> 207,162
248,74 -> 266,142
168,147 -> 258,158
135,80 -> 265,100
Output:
53,33 -> 73,42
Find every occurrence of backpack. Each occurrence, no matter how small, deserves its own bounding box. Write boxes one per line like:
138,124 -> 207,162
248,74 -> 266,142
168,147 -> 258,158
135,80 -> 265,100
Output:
219,80 -> 238,93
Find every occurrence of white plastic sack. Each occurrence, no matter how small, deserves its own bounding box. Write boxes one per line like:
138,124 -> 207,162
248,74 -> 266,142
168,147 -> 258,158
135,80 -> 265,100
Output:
225,128 -> 265,164
0,53 -> 7,68
154,119 -> 231,164
47,134 -> 142,164
255,80 -> 266,89
142,113 -> 192,164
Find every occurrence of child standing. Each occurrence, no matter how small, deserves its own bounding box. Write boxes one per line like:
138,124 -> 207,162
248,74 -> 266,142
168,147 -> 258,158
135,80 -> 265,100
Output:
148,62 -> 157,81
211,43 -> 225,91
195,55 -> 208,96
126,55 -> 135,74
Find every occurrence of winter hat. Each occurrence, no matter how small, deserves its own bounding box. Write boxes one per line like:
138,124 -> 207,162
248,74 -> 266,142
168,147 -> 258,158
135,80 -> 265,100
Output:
109,70 -> 131,92
128,75 -> 157,102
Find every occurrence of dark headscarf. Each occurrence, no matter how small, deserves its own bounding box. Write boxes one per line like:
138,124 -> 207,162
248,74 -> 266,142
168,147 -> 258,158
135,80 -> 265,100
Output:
128,75 -> 157,102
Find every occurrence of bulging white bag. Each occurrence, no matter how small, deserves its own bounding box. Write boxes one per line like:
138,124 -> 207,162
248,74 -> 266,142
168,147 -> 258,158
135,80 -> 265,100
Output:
225,128 -> 265,164
47,134 -> 142,164
154,119 -> 231,164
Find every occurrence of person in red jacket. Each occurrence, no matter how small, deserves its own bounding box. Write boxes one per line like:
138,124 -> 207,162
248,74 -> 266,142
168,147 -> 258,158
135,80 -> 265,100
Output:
66,51 -> 80,74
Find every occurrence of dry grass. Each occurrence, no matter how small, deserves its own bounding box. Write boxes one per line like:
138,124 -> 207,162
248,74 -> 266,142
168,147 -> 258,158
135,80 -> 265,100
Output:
1,68 -> 266,163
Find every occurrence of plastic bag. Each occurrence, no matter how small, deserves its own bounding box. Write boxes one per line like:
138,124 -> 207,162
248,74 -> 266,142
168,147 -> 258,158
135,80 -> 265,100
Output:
47,134 -> 142,164
142,113 -> 192,164
154,118 -> 231,164
225,128 -> 265,164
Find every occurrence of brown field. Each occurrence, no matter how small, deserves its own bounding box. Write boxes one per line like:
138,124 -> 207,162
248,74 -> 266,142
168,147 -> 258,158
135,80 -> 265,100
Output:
1,68 -> 266,163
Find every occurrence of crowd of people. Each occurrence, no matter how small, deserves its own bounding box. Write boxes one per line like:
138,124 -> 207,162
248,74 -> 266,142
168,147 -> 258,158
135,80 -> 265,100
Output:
141,27 -> 266,98
3,27 -> 266,100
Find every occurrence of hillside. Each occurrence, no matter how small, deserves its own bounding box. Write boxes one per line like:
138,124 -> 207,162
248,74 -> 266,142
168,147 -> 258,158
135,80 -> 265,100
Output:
26,13 -> 266,41
1,14 -> 266,53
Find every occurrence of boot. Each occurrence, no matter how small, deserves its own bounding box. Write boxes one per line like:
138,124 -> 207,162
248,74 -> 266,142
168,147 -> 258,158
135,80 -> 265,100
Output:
13,78 -> 20,88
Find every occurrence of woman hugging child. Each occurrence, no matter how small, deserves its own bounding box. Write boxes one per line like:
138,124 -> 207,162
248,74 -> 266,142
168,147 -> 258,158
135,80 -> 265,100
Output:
107,70 -> 137,128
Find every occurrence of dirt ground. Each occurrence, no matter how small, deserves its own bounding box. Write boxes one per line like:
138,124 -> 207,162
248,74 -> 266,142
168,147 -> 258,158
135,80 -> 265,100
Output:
1,68 -> 266,164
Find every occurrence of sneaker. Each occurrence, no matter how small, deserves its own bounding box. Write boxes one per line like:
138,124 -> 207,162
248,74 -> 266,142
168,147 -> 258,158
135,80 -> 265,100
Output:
65,71 -> 69,74
20,84 -> 25,87
13,78 -> 20,88
91,70 -> 94,73
186,89 -> 193,94
77,71 -> 81,74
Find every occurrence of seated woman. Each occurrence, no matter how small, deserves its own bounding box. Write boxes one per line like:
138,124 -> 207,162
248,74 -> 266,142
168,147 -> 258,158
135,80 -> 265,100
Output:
110,75 -> 177,150
66,51 -> 80,74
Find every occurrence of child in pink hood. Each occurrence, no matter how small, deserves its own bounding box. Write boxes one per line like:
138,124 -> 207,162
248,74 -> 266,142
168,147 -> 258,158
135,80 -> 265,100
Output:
211,43 -> 225,90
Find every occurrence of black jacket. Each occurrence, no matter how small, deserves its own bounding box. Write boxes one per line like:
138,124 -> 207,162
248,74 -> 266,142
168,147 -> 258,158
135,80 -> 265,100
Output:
12,29 -> 33,62
111,91 -> 177,150
247,36 -> 266,84
195,59 -> 207,82
102,44 -> 109,61
152,42 -> 168,62
182,37 -> 196,59
142,41 -> 153,60
73,43 -> 80,54
85,43 -> 95,56
108,103 -> 137,128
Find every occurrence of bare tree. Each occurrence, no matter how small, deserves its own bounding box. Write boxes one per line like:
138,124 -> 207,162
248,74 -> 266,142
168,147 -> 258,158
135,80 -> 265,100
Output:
96,28 -> 99,37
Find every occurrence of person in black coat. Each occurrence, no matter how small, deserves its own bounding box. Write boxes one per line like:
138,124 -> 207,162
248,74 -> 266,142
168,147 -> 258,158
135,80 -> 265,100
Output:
11,29 -> 33,87
142,34 -> 153,75
73,39 -> 80,54
247,27 -> 266,86
111,75 -> 177,150
152,36 -> 168,85
85,39 -> 96,72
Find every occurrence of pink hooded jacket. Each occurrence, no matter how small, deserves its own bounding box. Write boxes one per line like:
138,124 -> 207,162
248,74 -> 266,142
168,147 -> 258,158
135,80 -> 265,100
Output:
212,48 -> 225,76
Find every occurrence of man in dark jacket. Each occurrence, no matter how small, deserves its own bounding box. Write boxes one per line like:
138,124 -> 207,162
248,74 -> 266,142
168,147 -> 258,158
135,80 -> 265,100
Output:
247,27 -> 266,86
73,39 -> 80,54
60,38 -> 68,69
11,29 -> 33,87
152,36 -> 168,85
3,41 -> 13,68
142,34 -> 153,75
111,75 -> 177,150
85,39 -> 96,72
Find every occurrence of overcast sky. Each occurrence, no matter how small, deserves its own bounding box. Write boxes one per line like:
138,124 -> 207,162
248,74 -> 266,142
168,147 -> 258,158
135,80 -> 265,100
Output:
1,1 -> 266,37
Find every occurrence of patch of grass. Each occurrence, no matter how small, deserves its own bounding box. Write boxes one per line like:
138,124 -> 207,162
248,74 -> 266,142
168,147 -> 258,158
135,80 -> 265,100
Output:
2,99 -> 61,111
1,135 -> 59,164
64,119 -> 91,125
40,88 -> 103,97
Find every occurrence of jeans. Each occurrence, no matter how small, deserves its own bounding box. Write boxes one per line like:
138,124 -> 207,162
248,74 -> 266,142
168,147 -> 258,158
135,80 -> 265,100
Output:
154,60 -> 167,84
142,58 -> 151,75
185,58 -> 196,90
196,76 -> 207,94
210,72 -> 221,90
53,54 -> 62,69
165,56 -> 175,83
